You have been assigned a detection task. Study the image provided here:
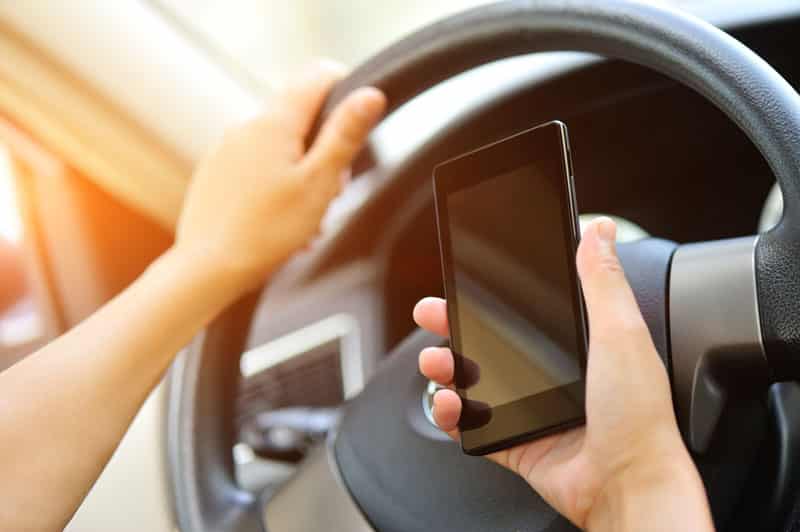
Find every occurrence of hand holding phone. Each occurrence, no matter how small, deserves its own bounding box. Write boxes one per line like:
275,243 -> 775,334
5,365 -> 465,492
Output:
415,216 -> 712,530
433,121 -> 588,455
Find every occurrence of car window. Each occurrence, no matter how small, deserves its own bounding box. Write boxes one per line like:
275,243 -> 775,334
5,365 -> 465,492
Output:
0,147 -> 46,367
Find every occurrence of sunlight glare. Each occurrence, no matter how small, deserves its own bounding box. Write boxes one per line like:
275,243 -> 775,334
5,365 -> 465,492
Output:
0,146 -> 22,244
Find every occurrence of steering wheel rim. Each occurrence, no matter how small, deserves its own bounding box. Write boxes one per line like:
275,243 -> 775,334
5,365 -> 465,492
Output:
169,1 -> 800,531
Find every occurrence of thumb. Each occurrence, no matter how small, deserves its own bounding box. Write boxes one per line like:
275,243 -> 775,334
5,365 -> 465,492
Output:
576,217 -> 647,342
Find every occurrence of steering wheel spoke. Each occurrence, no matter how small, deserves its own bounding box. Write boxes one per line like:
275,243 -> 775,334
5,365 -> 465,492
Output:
670,237 -> 771,452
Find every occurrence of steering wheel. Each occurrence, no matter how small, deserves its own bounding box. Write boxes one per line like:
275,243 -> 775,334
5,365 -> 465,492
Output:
167,1 -> 800,531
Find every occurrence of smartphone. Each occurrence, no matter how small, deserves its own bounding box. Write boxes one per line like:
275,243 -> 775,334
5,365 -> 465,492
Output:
433,121 -> 588,456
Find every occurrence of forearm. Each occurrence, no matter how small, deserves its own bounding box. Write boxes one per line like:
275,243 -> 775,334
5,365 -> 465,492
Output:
0,64 -> 382,530
0,247 -> 246,530
587,457 -> 715,532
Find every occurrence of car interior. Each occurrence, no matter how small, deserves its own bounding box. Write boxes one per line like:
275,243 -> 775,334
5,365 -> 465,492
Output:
2,0 -> 800,530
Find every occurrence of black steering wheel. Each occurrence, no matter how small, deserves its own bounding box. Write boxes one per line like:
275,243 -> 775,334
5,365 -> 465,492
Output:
168,1 -> 800,531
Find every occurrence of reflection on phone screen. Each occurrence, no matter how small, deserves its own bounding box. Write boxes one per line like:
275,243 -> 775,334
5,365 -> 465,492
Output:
448,163 -> 582,409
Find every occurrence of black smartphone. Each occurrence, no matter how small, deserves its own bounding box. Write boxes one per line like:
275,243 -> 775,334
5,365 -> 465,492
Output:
433,121 -> 588,456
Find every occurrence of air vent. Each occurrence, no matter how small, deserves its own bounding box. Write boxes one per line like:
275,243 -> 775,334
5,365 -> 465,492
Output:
237,314 -> 363,426
237,342 -> 343,426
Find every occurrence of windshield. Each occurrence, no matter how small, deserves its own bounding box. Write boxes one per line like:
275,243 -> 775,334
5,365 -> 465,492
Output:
152,0 -> 714,87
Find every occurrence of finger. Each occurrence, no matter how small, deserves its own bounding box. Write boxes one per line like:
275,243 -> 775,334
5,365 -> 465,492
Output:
301,86 -> 386,179
413,297 -> 450,337
419,347 -> 454,385
576,217 -> 649,342
432,389 -> 462,436
272,60 -> 347,138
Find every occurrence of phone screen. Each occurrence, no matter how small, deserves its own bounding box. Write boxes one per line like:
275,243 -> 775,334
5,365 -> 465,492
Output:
434,121 -> 587,454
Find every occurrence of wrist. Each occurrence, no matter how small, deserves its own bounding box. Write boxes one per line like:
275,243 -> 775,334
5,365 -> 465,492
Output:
586,451 -> 713,532
156,245 -> 262,305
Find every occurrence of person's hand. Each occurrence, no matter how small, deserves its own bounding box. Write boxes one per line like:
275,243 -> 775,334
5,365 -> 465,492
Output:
414,218 -> 714,531
175,61 -> 386,294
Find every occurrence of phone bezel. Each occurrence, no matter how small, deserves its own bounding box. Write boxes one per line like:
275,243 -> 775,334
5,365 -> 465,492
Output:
432,120 -> 588,456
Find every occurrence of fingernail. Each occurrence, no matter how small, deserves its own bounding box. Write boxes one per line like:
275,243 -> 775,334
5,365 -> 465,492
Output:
354,87 -> 386,120
595,217 -> 616,252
